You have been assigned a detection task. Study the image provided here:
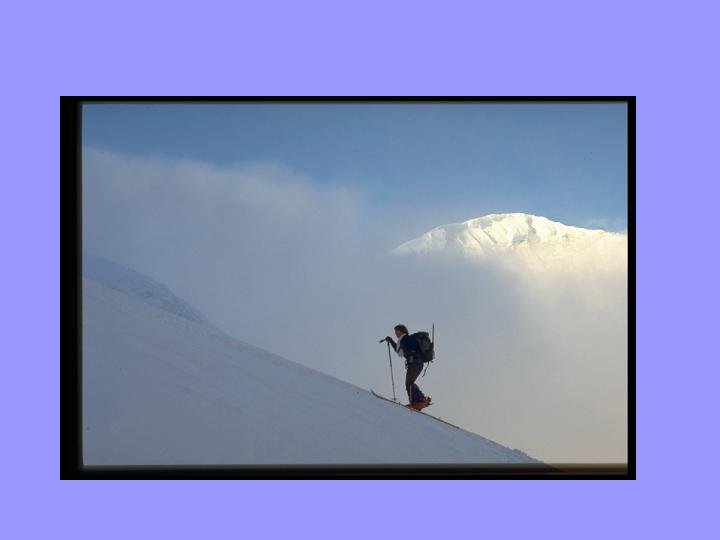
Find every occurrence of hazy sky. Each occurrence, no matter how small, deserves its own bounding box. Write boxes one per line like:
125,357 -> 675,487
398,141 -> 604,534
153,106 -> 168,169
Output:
82,102 -> 628,464
84,102 -> 628,235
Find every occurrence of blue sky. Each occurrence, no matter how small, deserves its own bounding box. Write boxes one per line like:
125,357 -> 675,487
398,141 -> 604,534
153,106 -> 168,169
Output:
83,102 -> 628,232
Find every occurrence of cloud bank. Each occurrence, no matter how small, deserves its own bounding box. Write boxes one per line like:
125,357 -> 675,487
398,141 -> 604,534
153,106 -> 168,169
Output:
83,147 -> 628,463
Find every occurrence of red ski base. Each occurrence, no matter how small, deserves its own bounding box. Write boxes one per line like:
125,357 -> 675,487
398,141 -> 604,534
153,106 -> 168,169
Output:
370,390 -> 461,429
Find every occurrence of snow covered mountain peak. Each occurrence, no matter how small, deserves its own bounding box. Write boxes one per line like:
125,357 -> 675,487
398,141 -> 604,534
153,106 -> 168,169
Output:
392,213 -> 627,272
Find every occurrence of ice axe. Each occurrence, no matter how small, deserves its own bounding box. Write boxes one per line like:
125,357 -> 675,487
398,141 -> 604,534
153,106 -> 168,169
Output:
422,322 -> 434,378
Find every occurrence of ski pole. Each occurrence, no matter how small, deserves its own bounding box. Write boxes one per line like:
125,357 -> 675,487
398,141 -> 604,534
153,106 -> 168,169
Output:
386,341 -> 397,401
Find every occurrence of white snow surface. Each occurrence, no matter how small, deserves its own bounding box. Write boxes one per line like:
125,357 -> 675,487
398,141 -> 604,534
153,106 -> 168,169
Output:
83,253 -> 212,327
393,213 -> 627,272
83,271 -> 540,465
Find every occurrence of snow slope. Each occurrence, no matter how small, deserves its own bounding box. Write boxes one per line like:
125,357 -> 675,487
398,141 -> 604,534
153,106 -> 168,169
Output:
393,213 -> 627,272
83,253 -> 212,327
82,267 -> 540,465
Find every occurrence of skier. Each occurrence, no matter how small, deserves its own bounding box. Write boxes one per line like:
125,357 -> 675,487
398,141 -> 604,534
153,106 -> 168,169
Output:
383,324 -> 431,410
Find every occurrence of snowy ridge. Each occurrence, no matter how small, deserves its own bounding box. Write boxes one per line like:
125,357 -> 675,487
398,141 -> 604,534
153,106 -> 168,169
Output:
83,272 -> 541,465
392,213 -> 627,272
83,254 -> 212,327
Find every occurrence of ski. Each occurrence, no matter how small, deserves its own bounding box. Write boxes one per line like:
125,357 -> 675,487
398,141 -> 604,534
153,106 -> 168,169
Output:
370,390 -> 461,429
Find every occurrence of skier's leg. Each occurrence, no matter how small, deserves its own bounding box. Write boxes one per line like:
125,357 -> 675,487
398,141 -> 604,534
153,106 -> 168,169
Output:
411,383 -> 425,402
406,364 -> 423,403
405,368 -> 413,402
408,362 -> 428,403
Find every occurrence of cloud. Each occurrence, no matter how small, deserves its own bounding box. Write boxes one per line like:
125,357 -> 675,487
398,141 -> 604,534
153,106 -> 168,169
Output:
583,216 -> 628,233
83,147 -> 365,332
362,253 -> 628,464
83,147 -> 628,464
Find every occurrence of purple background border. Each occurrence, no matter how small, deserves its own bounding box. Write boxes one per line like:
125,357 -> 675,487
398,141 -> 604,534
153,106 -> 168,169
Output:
5,0 -> 713,536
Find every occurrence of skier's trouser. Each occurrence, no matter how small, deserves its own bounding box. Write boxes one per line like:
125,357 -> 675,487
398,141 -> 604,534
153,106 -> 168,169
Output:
405,362 -> 424,403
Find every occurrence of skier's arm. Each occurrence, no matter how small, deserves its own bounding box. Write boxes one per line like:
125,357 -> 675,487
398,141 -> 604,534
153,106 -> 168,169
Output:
385,336 -> 398,352
393,337 -> 405,357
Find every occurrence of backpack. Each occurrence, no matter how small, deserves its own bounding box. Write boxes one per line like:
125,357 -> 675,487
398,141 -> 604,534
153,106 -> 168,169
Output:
405,331 -> 435,363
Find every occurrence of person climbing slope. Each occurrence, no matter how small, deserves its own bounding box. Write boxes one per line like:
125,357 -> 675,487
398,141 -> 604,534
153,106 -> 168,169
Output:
383,324 -> 432,410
